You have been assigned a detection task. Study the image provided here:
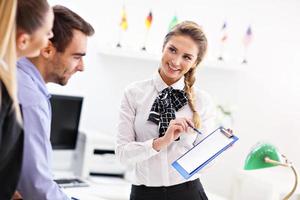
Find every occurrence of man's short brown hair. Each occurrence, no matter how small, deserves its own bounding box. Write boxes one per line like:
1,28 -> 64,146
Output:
51,5 -> 95,52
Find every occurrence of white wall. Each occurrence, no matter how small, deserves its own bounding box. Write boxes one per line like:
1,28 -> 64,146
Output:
48,0 -> 300,198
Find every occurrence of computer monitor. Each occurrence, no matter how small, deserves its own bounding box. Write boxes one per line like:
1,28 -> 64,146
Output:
50,94 -> 83,150
50,94 -> 89,184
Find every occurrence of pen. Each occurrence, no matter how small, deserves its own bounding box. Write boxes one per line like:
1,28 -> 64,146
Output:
187,121 -> 203,135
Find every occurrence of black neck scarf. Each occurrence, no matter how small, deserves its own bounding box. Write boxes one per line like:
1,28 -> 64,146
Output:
148,87 -> 188,138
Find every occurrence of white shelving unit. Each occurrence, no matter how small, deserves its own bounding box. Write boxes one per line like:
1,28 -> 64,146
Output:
98,47 -> 160,62
201,59 -> 247,72
98,46 -> 247,72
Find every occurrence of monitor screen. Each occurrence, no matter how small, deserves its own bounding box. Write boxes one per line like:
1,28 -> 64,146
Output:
50,94 -> 83,150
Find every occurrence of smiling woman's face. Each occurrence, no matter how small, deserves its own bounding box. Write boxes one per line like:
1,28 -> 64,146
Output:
159,35 -> 199,86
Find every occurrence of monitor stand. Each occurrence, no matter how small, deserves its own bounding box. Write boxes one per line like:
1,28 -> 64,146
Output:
52,149 -> 89,188
52,149 -> 75,171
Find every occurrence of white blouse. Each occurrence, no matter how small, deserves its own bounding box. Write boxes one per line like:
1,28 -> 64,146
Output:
115,71 -> 216,187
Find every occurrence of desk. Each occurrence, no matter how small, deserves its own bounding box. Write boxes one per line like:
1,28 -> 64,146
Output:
232,168 -> 300,200
64,176 -> 227,200
64,177 -> 130,200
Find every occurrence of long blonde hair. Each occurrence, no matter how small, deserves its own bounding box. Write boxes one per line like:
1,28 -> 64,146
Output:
0,0 -> 21,122
163,21 -> 208,129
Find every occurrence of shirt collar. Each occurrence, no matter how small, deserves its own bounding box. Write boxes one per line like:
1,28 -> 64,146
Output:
17,57 -> 51,99
152,70 -> 185,92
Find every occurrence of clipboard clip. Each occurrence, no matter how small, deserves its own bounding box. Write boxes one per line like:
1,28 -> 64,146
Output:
220,127 -> 233,138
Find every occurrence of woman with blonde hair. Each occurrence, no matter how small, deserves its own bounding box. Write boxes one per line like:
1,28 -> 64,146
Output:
0,0 -> 53,199
116,21 -> 216,200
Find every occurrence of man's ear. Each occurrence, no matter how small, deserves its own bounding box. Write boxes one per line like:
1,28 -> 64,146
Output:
16,32 -> 30,51
40,41 -> 56,59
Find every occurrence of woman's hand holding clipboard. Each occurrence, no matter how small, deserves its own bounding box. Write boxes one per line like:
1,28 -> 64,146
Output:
172,126 -> 238,179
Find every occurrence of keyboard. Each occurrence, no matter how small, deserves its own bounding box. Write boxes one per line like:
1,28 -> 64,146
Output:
54,178 -> 89,188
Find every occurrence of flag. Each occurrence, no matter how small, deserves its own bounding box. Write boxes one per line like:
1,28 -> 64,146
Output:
145,11 -> 153,30
220,22 -> 228,43
168,15 -> 178,31
120,7 -> 128,31
242,26 -> 253,63
218,21 -> 228,61
243,26 -> 252,47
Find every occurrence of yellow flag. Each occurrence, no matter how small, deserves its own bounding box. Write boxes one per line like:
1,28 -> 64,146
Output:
120,7 -> 128,31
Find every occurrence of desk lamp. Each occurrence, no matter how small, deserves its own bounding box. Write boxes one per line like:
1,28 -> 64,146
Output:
244,143 -> 298,200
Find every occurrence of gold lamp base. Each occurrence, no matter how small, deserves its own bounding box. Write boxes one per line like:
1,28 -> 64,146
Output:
264,156 -> 298,200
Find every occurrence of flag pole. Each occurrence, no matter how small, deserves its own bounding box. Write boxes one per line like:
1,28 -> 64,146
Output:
141,11 -> 152,51
242,26 -> 252,64
218,21 -> 227,61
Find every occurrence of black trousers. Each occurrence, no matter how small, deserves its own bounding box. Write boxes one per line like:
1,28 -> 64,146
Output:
130,179 -> 208,200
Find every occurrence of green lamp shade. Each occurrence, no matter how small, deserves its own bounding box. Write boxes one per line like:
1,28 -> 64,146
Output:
244,143 -> 281,170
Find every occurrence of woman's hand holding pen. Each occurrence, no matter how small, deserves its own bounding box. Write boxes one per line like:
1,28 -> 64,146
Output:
164,118 -> 194,142
152,118 -> 194,151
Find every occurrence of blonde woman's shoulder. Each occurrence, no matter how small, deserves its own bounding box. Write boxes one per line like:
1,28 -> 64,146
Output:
194,88 -> 215,107
194,87 -> 213,99
124,77 -> 153,94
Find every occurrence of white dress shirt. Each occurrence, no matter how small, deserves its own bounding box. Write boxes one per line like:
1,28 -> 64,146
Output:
116,71 -> 216,187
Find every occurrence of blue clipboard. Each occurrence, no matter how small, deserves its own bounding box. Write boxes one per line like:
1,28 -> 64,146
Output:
172,127 -> 238,179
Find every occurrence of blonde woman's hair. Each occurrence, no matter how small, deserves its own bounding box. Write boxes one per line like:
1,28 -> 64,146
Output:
0,0 -> 21,122
163,21 -> 208,129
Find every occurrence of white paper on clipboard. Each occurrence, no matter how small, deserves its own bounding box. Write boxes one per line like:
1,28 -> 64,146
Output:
172,127 -> 238,179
